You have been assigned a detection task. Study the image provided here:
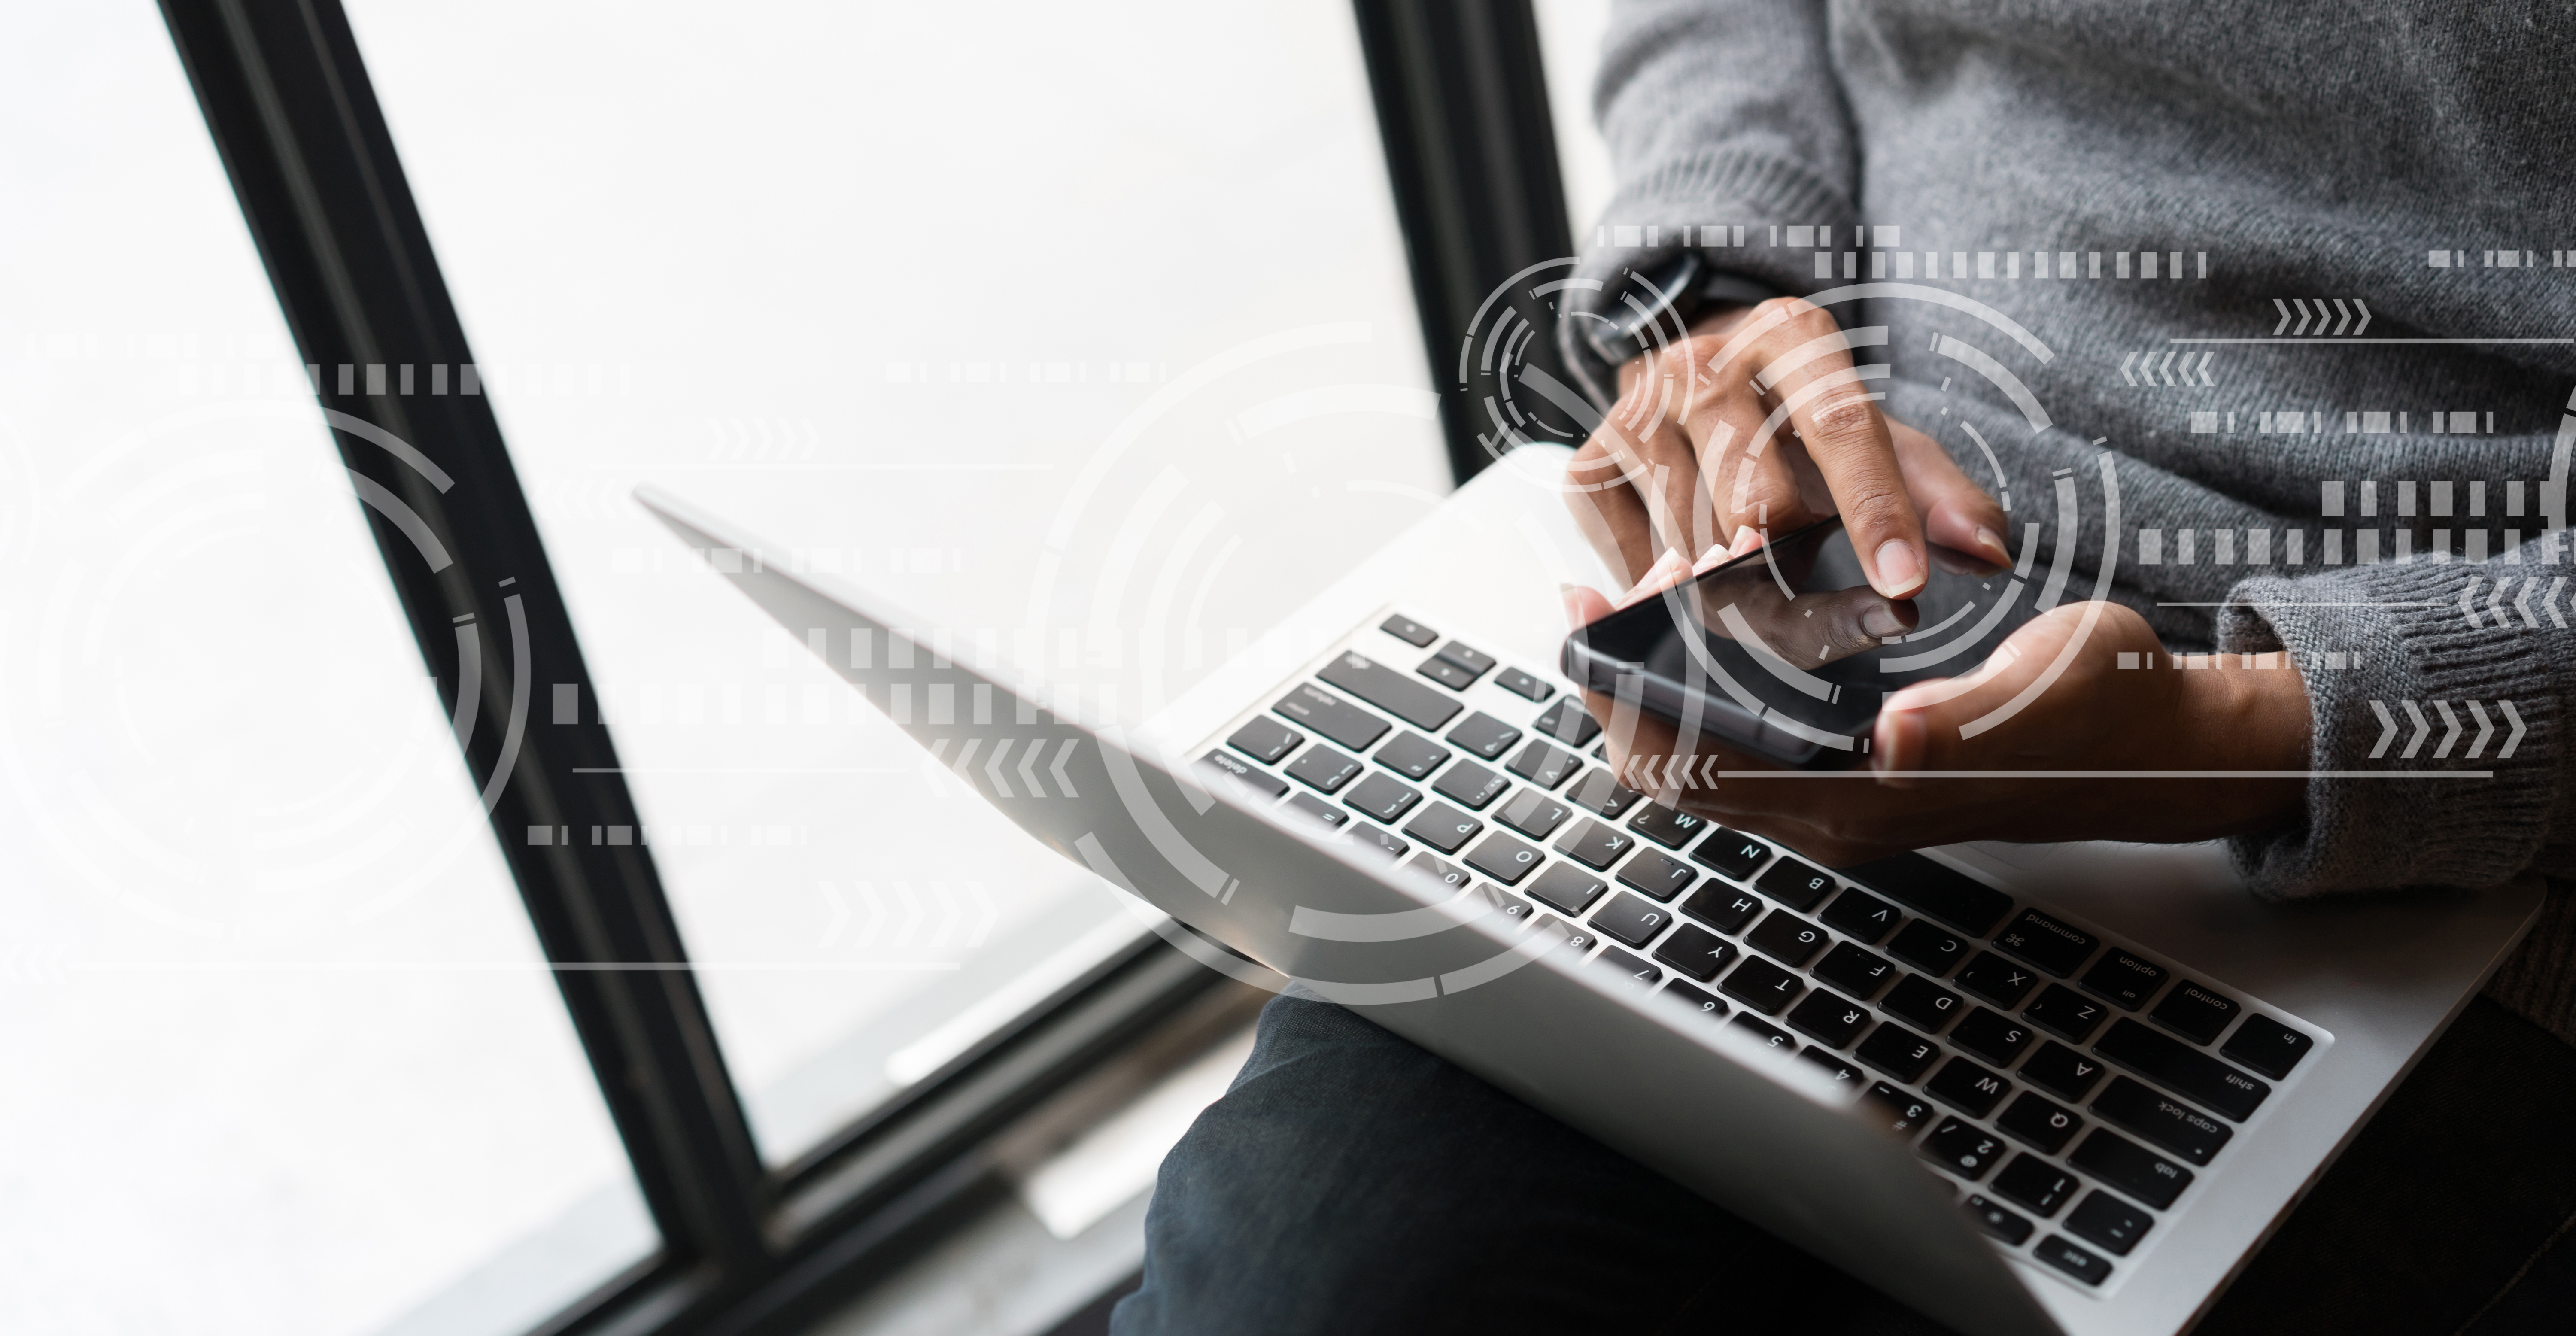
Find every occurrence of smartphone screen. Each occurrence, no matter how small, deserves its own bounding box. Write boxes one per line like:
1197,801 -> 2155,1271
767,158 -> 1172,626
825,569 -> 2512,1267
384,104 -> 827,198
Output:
1559,519 -> 2034,768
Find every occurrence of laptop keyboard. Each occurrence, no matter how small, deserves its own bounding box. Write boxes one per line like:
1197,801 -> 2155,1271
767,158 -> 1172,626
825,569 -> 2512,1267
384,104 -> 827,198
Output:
1195,608 -> 2329,1297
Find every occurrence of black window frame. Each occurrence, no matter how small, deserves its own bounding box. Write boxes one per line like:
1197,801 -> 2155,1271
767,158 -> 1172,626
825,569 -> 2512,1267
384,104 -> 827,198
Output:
150,2 -> 1561,1332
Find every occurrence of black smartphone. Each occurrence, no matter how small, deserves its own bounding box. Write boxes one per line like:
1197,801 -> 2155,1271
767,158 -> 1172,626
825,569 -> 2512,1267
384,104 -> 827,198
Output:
1559,519 -> 2034,768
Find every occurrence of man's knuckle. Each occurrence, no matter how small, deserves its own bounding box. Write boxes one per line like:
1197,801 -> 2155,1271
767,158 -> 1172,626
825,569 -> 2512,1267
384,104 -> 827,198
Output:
1807,394 -> 1883,441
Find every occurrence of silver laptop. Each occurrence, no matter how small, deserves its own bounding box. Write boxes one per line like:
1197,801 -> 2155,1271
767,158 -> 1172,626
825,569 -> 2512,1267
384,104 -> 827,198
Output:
638,449 -> 2540,1336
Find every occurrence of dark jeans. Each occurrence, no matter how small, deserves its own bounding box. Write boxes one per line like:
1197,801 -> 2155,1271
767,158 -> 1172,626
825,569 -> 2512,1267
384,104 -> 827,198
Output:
1112,994 -> 2576,1336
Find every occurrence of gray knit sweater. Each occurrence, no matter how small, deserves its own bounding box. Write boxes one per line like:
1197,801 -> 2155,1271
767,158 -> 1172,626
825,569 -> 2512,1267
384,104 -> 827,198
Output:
1564,0 -> 2576,1043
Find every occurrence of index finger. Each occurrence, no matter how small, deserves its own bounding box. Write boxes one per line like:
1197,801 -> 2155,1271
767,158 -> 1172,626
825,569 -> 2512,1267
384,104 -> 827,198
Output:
1719,298 -> 1926,599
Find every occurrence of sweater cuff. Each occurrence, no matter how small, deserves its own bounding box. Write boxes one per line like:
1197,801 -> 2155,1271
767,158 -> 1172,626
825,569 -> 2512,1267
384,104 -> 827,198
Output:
2216,561 -> 2561,896
1557,149 -> 1858,410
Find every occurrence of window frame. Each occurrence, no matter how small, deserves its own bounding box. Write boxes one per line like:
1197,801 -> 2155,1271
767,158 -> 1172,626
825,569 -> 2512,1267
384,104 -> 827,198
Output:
151,1 -> 1559,1331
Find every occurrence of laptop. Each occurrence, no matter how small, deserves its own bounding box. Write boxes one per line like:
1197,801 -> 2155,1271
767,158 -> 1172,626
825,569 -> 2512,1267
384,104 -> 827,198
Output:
637,447 -> 2541,1336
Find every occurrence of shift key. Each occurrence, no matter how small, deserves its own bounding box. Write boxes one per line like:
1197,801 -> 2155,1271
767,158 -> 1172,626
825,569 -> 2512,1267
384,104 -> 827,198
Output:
1319,651 -> 1464,731
1273,683 -> 1391,752
2095,1019 -> 2270,1121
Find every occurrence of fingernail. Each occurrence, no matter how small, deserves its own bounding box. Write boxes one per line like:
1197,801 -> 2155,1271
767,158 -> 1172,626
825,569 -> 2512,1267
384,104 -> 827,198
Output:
1692,542 -> 1729,574
1613,549 -> 1685,608
1861,605 -> 1906,638
1729,527 -> 1762,557
1975,525 -> 2008,564
1873,539 -> 1922,594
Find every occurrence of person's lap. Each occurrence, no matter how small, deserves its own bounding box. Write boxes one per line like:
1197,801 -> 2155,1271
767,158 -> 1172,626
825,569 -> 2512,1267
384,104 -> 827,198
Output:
1111,992 -> 2576,1336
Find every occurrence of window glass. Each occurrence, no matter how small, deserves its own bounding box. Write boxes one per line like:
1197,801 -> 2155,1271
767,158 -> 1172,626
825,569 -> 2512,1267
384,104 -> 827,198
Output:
1535,0 -> 1616,233
340,0 -> 1452,1161
0,9 -> 653,1335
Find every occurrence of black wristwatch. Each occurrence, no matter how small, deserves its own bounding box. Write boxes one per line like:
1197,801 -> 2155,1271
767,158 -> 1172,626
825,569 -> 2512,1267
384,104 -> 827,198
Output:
1582,250 -> 1778,368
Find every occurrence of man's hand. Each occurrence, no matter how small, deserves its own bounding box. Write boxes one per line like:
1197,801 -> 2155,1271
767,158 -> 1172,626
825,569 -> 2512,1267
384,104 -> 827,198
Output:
1566,296 -> 2010,595
1560,587 -> 2314,865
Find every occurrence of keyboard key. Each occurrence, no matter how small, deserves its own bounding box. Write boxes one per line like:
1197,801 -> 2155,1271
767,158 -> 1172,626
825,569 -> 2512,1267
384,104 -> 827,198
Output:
1446,711 -> 1524,761
1718,955 -> 1804,1014
1373,731 -> 1453,780
1812,942 -> 1898,999
1786,989 -> 1872,1048
1628,802 -> 1707,850
1198,750 -> 1288,800
1819,887 -> 1902,944
1950,1008 -> 2037,1068
1504,740 -> 1580,790
1282,792 -> 1348,830
1553,819 -> 1637,870
1227,718 -> 1303,765
1855,1023 -> 1942,1083
1840,852 -> 2013,936
1680,882 -> 1764,935
2069,1129 -> 2194,1209
1493,666 -> 1554,702
1964,1196 -> 2034,1246
1284,746 -> 1362,794
1318,651 -> 1464,731
1431,759 -> 1510,810
1400,802 -> 1483,855
1564,768 -> 1644,819
1992,908 -> 2100,977
1533,697 -> 1602,748
1926,1056 -> 2013,1118
1489,888 -> 1540,930
2032,1236 -> 2112,1287
1525,862 -> 1607,915
2079,948 -> 2168,1011
1462,832 -> 1543,884
1863,1082 -> 1938,1136
1379,613 -> 1438,648
1887,920 -> 1970,977
1996,1091 -> 2084,1155
1993,1154 -> 2080,1217
1341,772 -> 1422,824
2018,1041 -> 2109,1102
1495,787 -> 1574,840
1689,826 -> 1772,881
1273,684 -> 1390,752
2094,1019 -> 2270,1121
2023,984 -> 2109,1044
1590,946 -> 1662,993
1652,924 -> 1738,981
1397,853 -> 1473,894
2065,1191 -> 2154,1257
1756,856 -> 1837,911
1799,1048 -> 1865,1087
1662,979 -> 1728,1021
2220,1014 -> 2315,1079
1730,1014 -> 1796,1052
1433,640 -> 1496,676
2090,1075 -> 2232,1166
2150,980 -> 2241,1045
1882,974 -> 1965,1033
1954,952 -> 2040,1008
1746,910 -> 1831,967
1349,826 -> 1407,862
1416,656 -> 1479,691
1616,850 -> 1699,903
1918,1117 -> 2008,1181
1590,892 -> 1674,949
